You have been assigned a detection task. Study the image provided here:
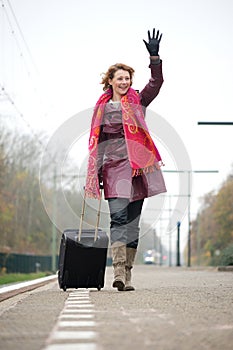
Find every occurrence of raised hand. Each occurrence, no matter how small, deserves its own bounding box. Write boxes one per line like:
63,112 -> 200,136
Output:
143,28 -> 162,56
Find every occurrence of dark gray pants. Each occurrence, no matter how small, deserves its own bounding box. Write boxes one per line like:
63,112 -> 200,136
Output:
107,198 -> 144,249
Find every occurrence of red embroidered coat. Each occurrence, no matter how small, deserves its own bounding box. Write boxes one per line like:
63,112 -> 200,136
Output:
95,60 -> 167,201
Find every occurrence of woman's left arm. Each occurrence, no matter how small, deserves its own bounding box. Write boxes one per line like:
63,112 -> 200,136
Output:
140,58 -> 163,107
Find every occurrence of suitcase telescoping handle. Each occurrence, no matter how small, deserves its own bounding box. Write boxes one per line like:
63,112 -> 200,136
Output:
78,187 -> 102,242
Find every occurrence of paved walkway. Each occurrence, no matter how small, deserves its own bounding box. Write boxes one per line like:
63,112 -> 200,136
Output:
0,266 -> 232,350
90,266 -> 233,349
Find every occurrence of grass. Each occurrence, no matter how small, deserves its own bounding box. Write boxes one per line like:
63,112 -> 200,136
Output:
0,272 -> 49,286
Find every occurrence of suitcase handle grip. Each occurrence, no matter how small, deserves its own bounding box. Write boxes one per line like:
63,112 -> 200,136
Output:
78,188 -> 102,242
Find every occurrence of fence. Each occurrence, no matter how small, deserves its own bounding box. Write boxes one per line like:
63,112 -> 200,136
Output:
0,252 -> 58,273
0,252 -> 113,274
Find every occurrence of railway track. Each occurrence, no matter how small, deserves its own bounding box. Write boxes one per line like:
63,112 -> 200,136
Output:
0,274 -> 57,302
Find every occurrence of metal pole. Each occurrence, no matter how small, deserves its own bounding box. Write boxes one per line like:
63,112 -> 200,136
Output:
153,228 -> 156,251
168,195 -> 172,267
159,218 -> 163,266
176,221 -> 181,266
197,213 -> 201,266
51,168 -> 57,273
187,171 -> 191,267
198,122 -> 233,125
159,217 -> 163,266
163,170 -> 218,267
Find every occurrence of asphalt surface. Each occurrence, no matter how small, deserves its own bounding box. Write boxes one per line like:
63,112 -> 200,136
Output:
0,281 -> 67,350
92,266 -> 233,350
0,266 -> 232,350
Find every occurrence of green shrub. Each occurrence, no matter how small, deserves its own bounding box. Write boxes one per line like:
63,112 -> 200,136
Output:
219,243 -> 233,266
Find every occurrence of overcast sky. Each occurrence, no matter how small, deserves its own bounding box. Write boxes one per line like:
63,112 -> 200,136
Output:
1,0 -> 233,250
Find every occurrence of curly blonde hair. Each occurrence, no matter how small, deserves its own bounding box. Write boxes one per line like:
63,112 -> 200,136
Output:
101,63 -> 135,91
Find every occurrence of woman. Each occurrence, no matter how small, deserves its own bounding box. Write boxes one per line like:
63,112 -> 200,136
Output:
85,28 -> 166,291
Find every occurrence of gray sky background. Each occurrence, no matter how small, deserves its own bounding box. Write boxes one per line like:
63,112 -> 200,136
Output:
1,0 -> 233,252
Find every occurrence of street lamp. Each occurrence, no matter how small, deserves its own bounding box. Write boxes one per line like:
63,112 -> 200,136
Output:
163,170 -> 219,267
177,221 -> 181,266
51,169 -> 57,272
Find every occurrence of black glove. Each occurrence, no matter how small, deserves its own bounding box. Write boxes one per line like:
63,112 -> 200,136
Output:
143,28 -> 162,56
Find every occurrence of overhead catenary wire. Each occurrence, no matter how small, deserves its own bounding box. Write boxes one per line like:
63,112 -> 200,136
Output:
0,0 -> 57,127
1,0 -> 32,79
0,83 -> 47,151
6,0 -> 39,74
0,0 -> 76,179
0,84 -> 85,186
0,84 -> 60,182
0,1 -> 85,190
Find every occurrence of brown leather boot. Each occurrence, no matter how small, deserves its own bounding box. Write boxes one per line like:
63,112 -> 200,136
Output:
111,242 -> 126,291
124,247 -> 137,291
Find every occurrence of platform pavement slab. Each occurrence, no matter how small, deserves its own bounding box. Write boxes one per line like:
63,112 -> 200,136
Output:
0,266 -> 232,350
90,265 -> 233,350
0,280 -> 68,350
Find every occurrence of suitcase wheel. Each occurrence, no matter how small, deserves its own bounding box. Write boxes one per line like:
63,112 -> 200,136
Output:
97,270 -> 103,291
60,270 -> 68,292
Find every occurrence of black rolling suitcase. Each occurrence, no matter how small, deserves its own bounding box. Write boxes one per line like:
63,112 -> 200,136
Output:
58,189 -> 109,291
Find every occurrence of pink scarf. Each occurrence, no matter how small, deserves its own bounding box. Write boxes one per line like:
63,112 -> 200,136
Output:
85,88 -> 162,199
